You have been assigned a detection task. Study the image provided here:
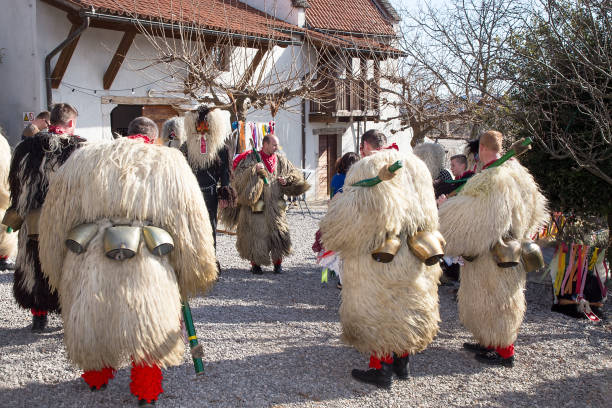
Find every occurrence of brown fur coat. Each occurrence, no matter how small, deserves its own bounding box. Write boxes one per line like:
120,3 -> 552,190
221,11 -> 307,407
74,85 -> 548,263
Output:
38,139 -> 217,371
320,150 -> 442,356
438,159 -> 548,347
230,152 -> 309,266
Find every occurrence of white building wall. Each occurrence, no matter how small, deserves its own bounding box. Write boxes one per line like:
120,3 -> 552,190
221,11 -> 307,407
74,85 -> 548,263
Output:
0,1 -> 412,203
0,0 -> 42,145
35,1 -> 186,142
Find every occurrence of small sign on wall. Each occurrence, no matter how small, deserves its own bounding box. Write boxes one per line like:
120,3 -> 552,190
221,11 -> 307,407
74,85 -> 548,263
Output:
23,112 -> 35,127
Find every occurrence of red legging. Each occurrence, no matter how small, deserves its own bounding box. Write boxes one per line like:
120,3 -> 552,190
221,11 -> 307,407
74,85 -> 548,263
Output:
368,352 -> 409,369
495,344 -> 515,359
81,362 -> 163,402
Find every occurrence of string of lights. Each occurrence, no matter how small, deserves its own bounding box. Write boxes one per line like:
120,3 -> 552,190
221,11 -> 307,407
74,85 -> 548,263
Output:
60,73 -> 176,95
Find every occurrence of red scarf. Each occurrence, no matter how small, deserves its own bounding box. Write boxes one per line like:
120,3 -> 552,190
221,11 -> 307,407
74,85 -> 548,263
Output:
384,142 -> 399,151
127,134 -> 154,144
233,150 -> 252,170
47,125 -> 66,134
259,150 -> 277,174
232,149 -> 277,174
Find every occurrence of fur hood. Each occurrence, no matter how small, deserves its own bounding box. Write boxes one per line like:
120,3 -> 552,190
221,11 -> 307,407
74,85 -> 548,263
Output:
160,116 -> 185,149
184,108 -> 231,169
413,142 -> 446,179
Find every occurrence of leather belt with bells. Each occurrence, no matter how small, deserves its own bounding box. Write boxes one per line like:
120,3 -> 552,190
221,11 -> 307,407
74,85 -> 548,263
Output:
65,223 -> 174,261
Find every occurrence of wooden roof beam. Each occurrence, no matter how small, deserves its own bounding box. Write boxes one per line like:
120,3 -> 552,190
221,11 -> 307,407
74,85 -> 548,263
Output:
237,48 -> 266,89
103,31 -> 136,90
50,23 -> 83,88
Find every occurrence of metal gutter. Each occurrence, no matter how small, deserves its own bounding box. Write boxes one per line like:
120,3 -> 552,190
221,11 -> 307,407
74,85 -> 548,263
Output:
45,15 -> 89,108
80,10 -> 302,46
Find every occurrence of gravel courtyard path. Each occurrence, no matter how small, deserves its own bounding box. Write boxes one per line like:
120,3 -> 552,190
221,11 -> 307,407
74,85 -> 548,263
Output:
1,207 -> 610,407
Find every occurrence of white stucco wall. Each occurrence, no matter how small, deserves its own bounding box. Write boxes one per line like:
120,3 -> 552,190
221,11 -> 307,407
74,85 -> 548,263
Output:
0,0 -> 42,145
0,1 -> 412,203
35,1 -> 186,142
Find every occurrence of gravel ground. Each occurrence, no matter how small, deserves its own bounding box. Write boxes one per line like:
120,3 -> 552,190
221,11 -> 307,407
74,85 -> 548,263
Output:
1,206 -> 610,408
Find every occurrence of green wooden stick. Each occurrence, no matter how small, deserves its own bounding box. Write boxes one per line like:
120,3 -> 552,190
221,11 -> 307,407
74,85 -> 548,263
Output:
250,139 -> 269,185
182,301 -> 204,375
453,137 -> 533,194
351,160 -> 403,187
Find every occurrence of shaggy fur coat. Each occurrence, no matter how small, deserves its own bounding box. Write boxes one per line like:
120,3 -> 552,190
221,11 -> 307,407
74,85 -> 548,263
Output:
320,150 -> 442,356
230,151 -> 309,266
413,142 -> 446,179
38,138 -> 217,371
0,134 -> 17,258
9,131 -> 84,311
160,116 -> 185,148
438,159 -> 548,347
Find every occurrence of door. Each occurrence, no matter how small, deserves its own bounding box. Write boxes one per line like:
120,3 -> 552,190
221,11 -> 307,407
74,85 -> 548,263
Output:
142,105 -> 179,137
317,134 -> 338,200
110,104 -> 178,138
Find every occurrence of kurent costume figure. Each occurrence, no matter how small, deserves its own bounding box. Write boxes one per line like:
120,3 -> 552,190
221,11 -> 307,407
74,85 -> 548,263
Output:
0,132 -> 17,270
413,142 -> 451,181
438,130 -> 548,367
226,135 -> 310,274
6,103 -> 84,331
320,147 -> 443,388
38,138 -> 217,405
180,106 -> 234,263
160,116 -> 185,148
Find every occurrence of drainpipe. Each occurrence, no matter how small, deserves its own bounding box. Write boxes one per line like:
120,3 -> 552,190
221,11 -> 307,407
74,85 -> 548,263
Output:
301,96 -> 306,169
45,16 -> 90,109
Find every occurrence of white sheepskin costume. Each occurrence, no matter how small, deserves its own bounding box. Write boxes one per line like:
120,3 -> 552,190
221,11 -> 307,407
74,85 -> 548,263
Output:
160,116 -> 185,148
320,149 -> 442,356
0,133 -> 17,259
413,142 -> 446,179
438,159 -> 548,347
38,138 -> 217,371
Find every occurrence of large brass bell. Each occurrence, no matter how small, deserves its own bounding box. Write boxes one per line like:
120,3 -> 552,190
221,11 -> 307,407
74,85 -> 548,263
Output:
250,198 -> 265,213
2,208 -> 23,231
25,208 -> 42,238
371,233 -> 401,263
521,240 -> 545,272
104,226 -> 141,260
408,230 -> 446,266
65,223 -> 99,254
491,238 -> 521,268
142,226 -> 174,256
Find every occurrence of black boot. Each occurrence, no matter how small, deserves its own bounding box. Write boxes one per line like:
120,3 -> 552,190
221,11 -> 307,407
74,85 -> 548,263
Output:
250,264 -> 263,275
351,361 -> 393,389
392,353 -> 409,379
138,399 -> 156,406
475,350 -> 515,367
463,342 -> 489,353
273,263 -> 283,274
0,258 -> 15,271
90,384 -> 107,392
31,314 -> 48,332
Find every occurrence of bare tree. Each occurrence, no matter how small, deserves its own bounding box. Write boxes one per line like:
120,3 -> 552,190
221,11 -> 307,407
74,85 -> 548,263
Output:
388,0 -> 523,146
127,5 -> 322,122
506,0 -> 612,185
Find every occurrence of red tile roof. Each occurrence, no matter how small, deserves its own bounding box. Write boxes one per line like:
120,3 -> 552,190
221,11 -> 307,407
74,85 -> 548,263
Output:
306,0 -> 396,36
59,0 -> 301,42
50,0 -> 400,54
